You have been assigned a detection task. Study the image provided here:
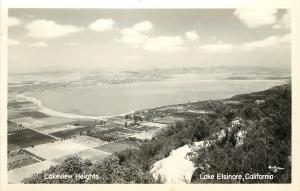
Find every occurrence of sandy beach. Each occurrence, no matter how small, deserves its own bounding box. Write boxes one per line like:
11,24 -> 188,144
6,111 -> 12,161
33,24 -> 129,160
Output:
16,93 -> 135,120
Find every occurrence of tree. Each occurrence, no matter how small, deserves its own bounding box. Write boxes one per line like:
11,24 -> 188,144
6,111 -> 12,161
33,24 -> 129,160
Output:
133,115 -> 143,123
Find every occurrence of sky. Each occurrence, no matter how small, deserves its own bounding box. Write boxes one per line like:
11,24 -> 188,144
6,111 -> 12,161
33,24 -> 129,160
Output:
8,9 -> 291,73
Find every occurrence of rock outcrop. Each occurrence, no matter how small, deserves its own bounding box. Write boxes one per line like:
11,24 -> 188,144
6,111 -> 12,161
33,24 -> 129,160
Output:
150,118 -> 246,183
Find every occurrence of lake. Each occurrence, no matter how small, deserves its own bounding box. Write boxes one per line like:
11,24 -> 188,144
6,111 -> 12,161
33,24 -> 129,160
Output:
29,79 -> 287,117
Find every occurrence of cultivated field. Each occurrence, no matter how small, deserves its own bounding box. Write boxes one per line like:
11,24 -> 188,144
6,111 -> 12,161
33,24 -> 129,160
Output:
35,124 -> 85,134
8,160 -> 58,183
8,128 -> 56,148
24,140 -> 89,160
8,150 -> 40,171
95,142 -> 137,154
69,135 -> 108,148
53,148 -> 110,163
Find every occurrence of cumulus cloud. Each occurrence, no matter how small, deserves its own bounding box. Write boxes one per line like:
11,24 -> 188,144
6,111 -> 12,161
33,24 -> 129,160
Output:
185,30 -> 199,41
123,55 -> 141,60
117,21 -> 186,52
8,16 -> 21,27
26,19 -> 82,38
132,21 -> 153,33
8,38 -> 20,46
281,33 -> 291,43
115,21 -> 187,52
29,41 -> 48,47
281,11 -> 291,28
64,41 -> 77,46
272,24 -> 281,29
241,33 -> 290,50
143,36 -> 187,52
116,29 -> 148,47
198,33 -> 290,53
88,18 -> 115,32
273,10 -> 290,29
198,41 -> 235,53
234,9 -> 278,28
116,21 -> 153,47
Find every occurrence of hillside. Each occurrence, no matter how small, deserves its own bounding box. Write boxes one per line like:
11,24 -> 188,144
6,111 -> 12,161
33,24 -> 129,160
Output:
22,84 -> 291,184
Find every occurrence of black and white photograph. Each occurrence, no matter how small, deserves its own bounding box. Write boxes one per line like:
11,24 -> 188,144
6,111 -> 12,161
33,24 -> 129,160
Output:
1,1 -> 299,189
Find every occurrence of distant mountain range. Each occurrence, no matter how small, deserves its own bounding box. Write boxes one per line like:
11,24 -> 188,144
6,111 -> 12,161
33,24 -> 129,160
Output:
9,66 -> 291,85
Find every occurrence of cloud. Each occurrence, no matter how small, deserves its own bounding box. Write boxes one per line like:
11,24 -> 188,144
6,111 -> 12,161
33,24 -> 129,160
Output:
117,21 -> 186,52
8,16 -> 21,27
8,38 -> 20,46
273,10 -> 290,29
89,18 -> 115,32
120,28 -> 142,36
132,21 -> 153,33
65,41 -> 77,46
234,9 -> 278,28
198,34 -> 290,53
241,33 -> 290,50
185,30 -> 199,41
116,28 -> 148,47
142,36 -> 187,52
29,41 -> 48,47
116,21 -> 153,47
272,24 -> 281,29
117,34 -> 148,47
281,11 -> 291,28
26,19 -> 82,38
281,33 -> 291,43
198,41 -> 235,53
123,55 -> 141,60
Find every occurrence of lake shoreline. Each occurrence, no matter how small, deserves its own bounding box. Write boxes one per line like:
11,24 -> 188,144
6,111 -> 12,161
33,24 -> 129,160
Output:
16,93 -> 135,120
16,80 -> 287,121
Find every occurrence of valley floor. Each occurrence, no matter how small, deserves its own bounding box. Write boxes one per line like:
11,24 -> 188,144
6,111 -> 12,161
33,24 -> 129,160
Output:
7,83 -> 291,183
